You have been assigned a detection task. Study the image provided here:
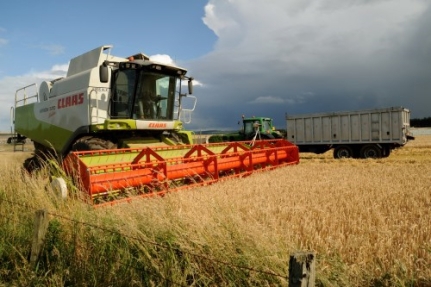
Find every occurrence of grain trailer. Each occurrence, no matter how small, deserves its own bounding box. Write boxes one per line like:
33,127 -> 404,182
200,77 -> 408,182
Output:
286,106 -> 414,159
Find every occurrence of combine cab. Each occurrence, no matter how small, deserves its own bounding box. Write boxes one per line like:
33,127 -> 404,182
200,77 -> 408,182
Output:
12,45 -> 299,205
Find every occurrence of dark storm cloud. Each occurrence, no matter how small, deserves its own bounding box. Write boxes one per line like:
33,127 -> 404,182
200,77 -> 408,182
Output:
184,0 -> 431,131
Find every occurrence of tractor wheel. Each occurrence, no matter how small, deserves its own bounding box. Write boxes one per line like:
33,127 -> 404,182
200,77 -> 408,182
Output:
72,137 -> 116,151
360,144 -> 383,159
261,133 -> 275,140
333,145 -> 354,159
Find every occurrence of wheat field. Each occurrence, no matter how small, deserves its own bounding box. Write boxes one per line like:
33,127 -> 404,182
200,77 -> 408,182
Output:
0,135 -> 430,286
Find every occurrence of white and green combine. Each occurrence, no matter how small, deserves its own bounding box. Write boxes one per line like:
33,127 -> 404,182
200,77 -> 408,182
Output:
13,45 -> 196,170
12,45 -> 299,205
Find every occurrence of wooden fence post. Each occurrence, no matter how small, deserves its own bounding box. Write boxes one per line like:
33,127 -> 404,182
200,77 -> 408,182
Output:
288,251 -> 315,287
30,209 -> 49,269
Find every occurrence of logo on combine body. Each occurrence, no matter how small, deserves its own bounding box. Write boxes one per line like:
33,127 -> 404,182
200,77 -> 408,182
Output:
148,122 -> 167,128
58,93 -> 84,109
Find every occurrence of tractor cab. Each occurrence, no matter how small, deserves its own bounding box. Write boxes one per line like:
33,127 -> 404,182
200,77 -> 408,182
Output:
241,116 -> 282,139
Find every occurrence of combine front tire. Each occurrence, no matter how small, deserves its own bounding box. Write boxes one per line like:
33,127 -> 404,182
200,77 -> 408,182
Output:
23,156 -> 42,173
72,137 -> 116,151
23,142 -> 57,173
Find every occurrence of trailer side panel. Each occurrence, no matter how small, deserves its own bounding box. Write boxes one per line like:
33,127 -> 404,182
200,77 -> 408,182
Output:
286,107 -> 413,158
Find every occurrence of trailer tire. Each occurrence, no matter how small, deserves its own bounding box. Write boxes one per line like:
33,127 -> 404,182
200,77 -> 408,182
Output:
382,146 -> 391,158
360,144 -> 382,159
333,145 -> 354,159
72,137 -> 116,151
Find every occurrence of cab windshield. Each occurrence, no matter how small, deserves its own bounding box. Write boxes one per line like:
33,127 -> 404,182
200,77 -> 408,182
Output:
111,69 -> 177,120
262,120 -> 272,132
244,119 -> 272,134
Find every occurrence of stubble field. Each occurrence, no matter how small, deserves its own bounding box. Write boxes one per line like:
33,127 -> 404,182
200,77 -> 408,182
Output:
0,133 -> 430,286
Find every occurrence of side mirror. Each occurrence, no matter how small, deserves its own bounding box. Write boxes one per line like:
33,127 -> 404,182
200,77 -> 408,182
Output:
99,62 -> 109,83
188,77 -> 193,95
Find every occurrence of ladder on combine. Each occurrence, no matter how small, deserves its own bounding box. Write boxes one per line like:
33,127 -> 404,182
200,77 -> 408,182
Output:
11,85 -> 38,152
9,111 -> 26,152
12,135 -> 26,152
63,139 -> 300,206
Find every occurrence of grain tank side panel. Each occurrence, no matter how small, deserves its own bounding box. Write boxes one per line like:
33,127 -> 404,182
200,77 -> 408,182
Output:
286,107 -> 412,146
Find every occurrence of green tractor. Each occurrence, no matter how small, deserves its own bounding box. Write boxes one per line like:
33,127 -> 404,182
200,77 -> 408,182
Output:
208,116 -> 283,143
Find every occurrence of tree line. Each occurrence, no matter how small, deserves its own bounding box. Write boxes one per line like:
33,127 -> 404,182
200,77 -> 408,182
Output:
411,117 -> 431,127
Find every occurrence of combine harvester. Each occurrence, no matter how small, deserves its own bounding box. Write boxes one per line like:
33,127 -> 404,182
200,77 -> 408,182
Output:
11,45 -> 299,205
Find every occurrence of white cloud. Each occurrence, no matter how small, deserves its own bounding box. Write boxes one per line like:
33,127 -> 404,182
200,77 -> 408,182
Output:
149,54 -> 175,65
0,38 -> 8,47
191,79 -> 203,87
248,96 -> 285,104
37,44 -> 65,56
51,64 -> 69,73
0,64 -> 68,131
25,62 -> 68,80
149,54 -> 204,88
202,0 -> 427,70
202,3 -> 239,38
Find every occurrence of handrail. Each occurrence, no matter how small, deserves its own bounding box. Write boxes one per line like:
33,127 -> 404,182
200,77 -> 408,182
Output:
14,83 -> 39,107
179,95 -> 197,124
10,106 -> 14,134
89,89 -> 98,125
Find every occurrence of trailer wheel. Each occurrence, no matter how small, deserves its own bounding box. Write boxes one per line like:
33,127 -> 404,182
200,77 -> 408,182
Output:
360,144 -> 382,159
333,145 -> 354,159
260,133 -> 275,140
382,146 -> 391,158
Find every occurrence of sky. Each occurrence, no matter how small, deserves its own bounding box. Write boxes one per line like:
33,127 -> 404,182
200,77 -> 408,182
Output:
1,0 -> 430,133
